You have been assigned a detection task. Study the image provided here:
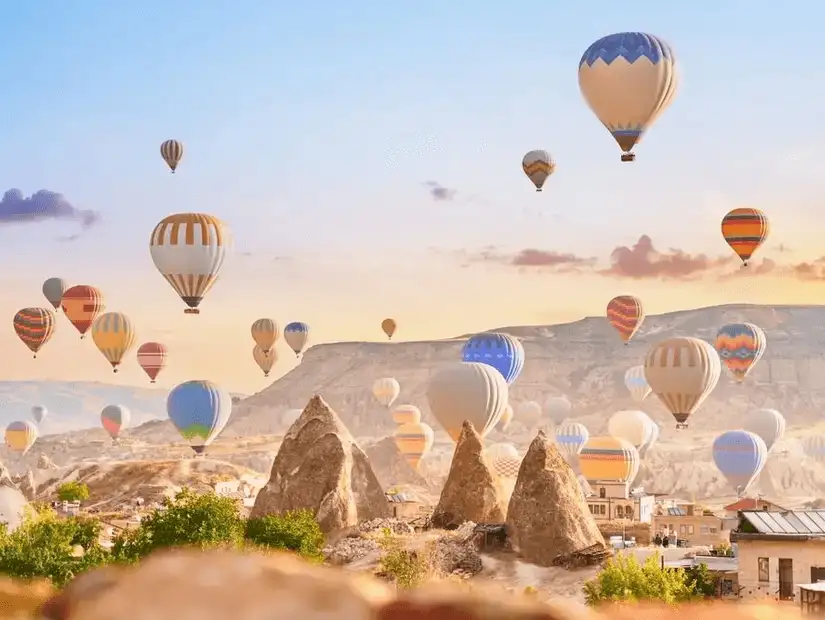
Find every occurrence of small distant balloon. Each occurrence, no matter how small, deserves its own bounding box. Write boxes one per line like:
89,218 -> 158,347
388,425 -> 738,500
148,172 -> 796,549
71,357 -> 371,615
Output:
521,150 -> 555,192
545,395 -> 572,424
372,378 -> 400,408
42,278 -> 67,311
253,345 -> 277,377
712,430 -> 768,496
394,421 -> 434,471
91,312 -> 136,373
721,208 -> 769,267
284,322 -> 310,357
61,285 -> 105,339
101,405 -> 131,442
381,318 -> 397,340
391,404 -> 421,425
606,295 -> 644,344
166,380 -> 232,455
137,342 -> 167,383
251,319 -> 279,353
715,322 -> 767,382
31,405 -> 47,425
624,365 -> 651,402
160,139 -> 183,173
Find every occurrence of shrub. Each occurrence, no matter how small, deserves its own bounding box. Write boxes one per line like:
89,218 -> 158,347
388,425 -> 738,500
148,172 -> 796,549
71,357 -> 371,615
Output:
56,481 -> 90,503
244,510 -> 324,562
377,529 -> 432,589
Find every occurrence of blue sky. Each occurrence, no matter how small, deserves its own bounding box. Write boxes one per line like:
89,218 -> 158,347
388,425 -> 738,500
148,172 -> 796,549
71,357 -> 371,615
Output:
1,2 -> 824,392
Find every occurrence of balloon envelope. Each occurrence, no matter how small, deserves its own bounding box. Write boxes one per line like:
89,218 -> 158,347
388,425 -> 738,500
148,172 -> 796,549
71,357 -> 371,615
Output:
160,139 -> 183,172
606,295 -> 644,343
712,430 -> 768,495
251,318 -> 279,351
393,421 -> 434,471
516,401 -> 542,426
101,405 -> 131,440
391,404 -> 421,425
521,149 -> 555,191
608,410 -> 655,449
91,312 -> 137,372
498,404 -> 514,431
166,380 -> 232,454
744,408 -> 786,453
137,342 -> 167,382
31,405 -> 47,425
624,365 -> 651,402
381,318 -> 397,339
5,421 -> 37,454
580,436 -> 639,483
372,378 -> 400,408
545,396 -> 572,424
284,322 -> 310,355
253,345 -> 277,377
721,208 -> 769,266
715,322 -> 767,382
555,421 -> 589,460
13,308 -> 56,356
42,278 -> 67,310
461,332 -> 524,385
61,285 -> 105,337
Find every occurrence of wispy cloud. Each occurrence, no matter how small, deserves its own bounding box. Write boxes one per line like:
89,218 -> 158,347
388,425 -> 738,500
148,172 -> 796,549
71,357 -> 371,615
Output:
0,189 -> 100,241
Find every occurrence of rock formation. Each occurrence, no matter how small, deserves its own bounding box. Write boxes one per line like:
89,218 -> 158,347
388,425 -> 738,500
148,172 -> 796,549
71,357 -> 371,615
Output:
431,421 -> 506,529
251,395 -> 390,532
37,453 -> 58,470
12,470 -> 36,501
506,431 -> 609,567
364,437 -> 430,489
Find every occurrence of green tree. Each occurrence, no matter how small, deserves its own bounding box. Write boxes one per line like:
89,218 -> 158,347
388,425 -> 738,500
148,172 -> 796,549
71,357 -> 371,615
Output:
56,481 -> 90,503
111,488 -> 244,563
244,510 -> 325,561
583,553 -> 704,606
685,563 -> 716,598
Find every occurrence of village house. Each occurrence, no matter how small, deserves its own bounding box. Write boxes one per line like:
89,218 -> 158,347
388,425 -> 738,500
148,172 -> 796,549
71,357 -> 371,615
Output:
724,498 -> 787,519
665,555 -> 739,598
385,491 -> 427,520
731,509 -> 825,602
585,481 -> 654,523
652,502 -> 727,547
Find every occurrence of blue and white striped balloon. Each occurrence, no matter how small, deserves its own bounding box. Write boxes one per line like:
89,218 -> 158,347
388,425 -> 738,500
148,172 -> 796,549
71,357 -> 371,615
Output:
461,332 -> 524,384
712,430 -> 768,496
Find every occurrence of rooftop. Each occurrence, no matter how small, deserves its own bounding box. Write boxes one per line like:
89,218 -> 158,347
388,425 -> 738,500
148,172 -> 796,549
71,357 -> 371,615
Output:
734,510 -> 825,541
724,498 -> 787,512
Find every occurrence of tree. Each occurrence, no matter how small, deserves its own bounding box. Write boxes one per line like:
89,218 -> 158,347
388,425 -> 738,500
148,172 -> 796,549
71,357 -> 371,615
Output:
110,488 -> 244,563
56,481 -> 90,503
245,510 -> 324,561
583,553 -> 705,606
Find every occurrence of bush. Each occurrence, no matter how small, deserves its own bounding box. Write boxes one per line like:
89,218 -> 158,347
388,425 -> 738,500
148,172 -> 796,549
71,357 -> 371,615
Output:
56,481 -> 90,503
111,488 -> 244,563
377,529 -> 432,589
583,553 -> 705,606
245,510 -> 324,561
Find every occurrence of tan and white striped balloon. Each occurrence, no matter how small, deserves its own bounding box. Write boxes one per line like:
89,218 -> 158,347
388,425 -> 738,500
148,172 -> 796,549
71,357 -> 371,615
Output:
624,365 -> 652,402
393,421 -> 434,470
160,139 -> 184,173
372,377 -> 400,408
392,404 -> 421,425
253,345 -> 276,377
644,337 -> 721,429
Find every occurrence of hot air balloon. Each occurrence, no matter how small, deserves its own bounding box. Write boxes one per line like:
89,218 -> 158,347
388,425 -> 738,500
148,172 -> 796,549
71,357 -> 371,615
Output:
580,436 -> 640,483
608,410 -> 656,451
498,404 -> 514,431
645,337 -> 721,428
166,380 -> 232,455
160,139 -> 183,173
394,421 -> 434,471
281,408 -> 303,428
745,408 -> 786,453
42,278 -> 67,311
137,342 -> 167,383
545,396 -> 572,424
578,32 -> 678,162
484,443 -> 522,479
803,436 -> 825,463
100,405 -> 131,442
715,322 -> 767,382
522,150 -> 555,192
61,285 -> 104,338
372,378 -> 400,408
253,345 -> 276,377
381,318 -> 397,340
391,404 -> 421,425
427,362 -> 508,442
639,422 -> 660,458
251,318 -> 279,353
5,421 -> 37,455
13,308 -> 56,358
624,365 -> 652,402
721,208 -> 770,267
516,400 -> 542,426
461,332 -> 524,385
91,312 -> 136,373
555,421 -> 590,463
712,430 -> 768,496
606,295 -> 644,344
31,406 -> 47,425
284,322 -> 310,357
149,213 -> 228,314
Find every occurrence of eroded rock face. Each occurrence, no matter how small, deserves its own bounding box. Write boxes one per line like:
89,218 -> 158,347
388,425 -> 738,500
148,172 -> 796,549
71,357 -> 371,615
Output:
251,395 -> 390,532
364,437 -> 430,490
431,421 -> 505,529
12,470 -> 36,501
37,453 -> 58,471
506,431 -> 608,567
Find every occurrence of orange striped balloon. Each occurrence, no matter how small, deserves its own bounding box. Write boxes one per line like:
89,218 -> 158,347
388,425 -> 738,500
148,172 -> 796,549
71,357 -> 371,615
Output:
13,307 -> 56,358
721,207 -> 769,267
606,295 -> 644,344
61,285 -> 105,338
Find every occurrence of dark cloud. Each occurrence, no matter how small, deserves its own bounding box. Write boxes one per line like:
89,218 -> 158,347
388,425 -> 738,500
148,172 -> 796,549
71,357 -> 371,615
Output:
598,235 -> 728,280
0,189 -> 100,233
423,181 -> 457,202
511,249 -> 595,269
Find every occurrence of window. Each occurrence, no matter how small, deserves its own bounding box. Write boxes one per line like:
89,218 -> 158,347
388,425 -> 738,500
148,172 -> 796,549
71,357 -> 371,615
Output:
616,506 -> 624,518
709,527 -> 718,533
687,525 -> 694,534
599,487 -> 606,499
599,505 -> 606,515
625,506 -> 634,519
680,525 -> 686,535
758,557 -> 770,583
668,523 -> 674,532
700,525 -> 709,534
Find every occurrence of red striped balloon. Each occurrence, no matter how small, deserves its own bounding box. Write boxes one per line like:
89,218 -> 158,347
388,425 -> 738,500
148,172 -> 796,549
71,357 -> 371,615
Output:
136,342 -> 168,383
606,295 -> 644,344
13,307 -> 56,358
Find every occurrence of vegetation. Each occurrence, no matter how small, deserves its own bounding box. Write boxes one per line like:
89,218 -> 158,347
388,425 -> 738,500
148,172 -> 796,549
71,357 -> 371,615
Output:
0,488 -> 327,587
377,528 -> 432,589
56,481 -> 90,503
583,553 -> 715,606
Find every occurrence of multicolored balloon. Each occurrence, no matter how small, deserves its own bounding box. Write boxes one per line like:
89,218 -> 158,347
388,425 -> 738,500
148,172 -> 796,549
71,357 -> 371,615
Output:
521,150 -> 555,192
461,332 -> 524,384
251,318 -> 279,353
744,408 -> 786,453
41,278 -> 67,311
624,365 -> 651,402
149,213 -> 228,314
61,285 -> 105,338
578,32 -> 678,162
372,378 -> 400,408
484,443 -> 522,479
381,318 -> 397,340
644,337 -> 721,428
13,308 -> 56,358
715,322 -> 767,382
712,430 -> 768,496
393,421 -> 434,471
160,139 -> 183,173
31,405 -> 47,425
5,421 -> 38,455
391,404 -> 421,425
91,312 -> 136,373
284,322 -> 310,357
555,421 -> 590,463
253,345 -> 277,378
166,380 -> 232,455
721,208 -> 769,267
100,405 -> 131,442
580,436 -> 640,483
606,295 -> 644,344
137,342 -> 167,383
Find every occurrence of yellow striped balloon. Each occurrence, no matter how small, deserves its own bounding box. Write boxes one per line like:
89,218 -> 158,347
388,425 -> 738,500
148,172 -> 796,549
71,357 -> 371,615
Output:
393,421 -> 434,470
5,420 -> 38,454
253,345 -> 276,377
251,318 -> 279,352
391,404 -> 421,425
579,436 -> 640,483
91,312 -> 136,373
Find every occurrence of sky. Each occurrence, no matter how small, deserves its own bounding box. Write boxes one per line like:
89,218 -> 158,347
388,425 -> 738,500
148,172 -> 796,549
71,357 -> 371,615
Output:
2,1 -> 825,394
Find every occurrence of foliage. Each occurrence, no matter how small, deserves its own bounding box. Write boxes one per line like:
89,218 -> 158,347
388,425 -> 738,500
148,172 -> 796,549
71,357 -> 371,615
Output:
713,542 -> 733,557
583,553 -> 707,606
56,481 -> 90,503
0,508 -> 109,588
685,563 -> 716,597
377,529 -> 432,589
110,488 -> 245,563
244,510 -> 325,561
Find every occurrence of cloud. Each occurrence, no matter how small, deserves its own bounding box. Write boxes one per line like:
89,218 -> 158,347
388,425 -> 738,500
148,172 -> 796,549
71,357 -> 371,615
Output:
511,249 -> 595,269
598,235 -> 729,280
790,258 -> 825,281
0,189 -> 100,233
423,181 -> 457,202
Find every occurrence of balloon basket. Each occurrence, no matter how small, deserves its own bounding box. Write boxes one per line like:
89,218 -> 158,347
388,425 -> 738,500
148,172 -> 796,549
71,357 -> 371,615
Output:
675,423 -> 688,430
621,153 -> 635,162
184,308 -> 200,315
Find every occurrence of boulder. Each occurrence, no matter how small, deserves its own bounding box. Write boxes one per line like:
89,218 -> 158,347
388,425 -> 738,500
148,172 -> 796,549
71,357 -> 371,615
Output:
364,437 -> 430,489
431,421 -> 505,529
506,431 -> 609,567
251,395 -> 390,532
